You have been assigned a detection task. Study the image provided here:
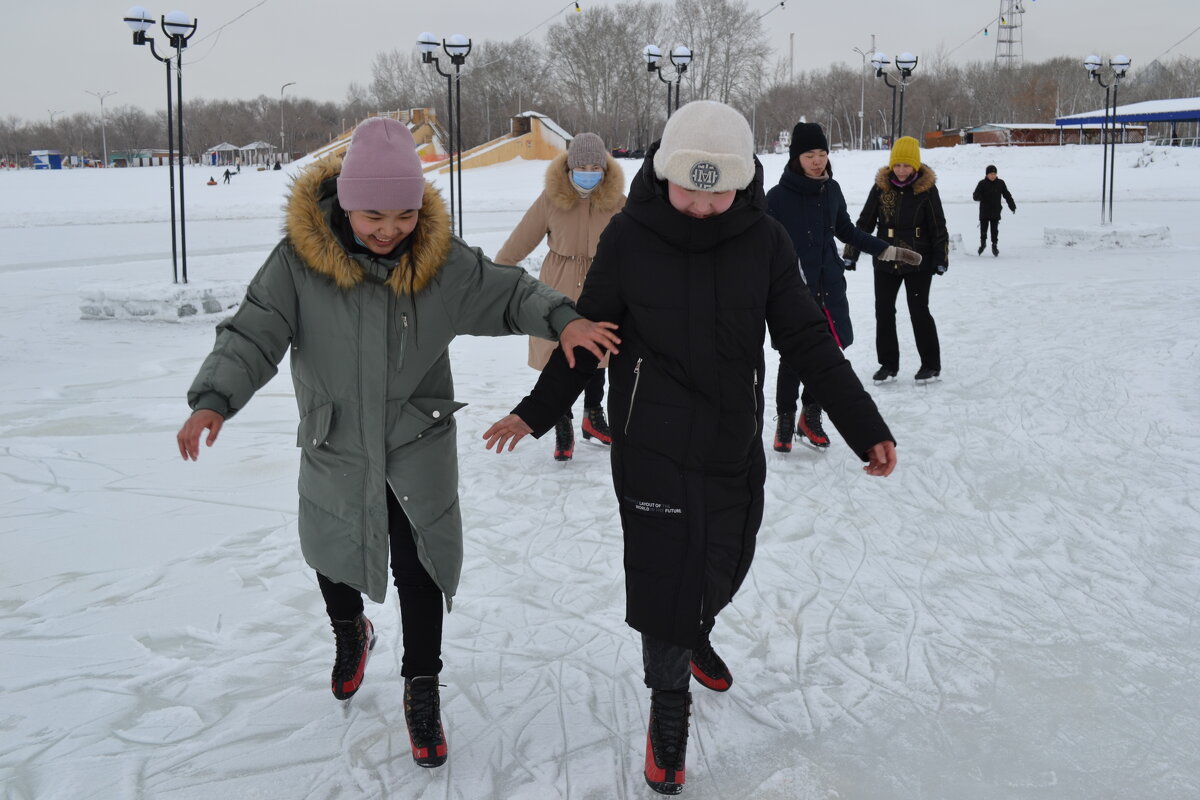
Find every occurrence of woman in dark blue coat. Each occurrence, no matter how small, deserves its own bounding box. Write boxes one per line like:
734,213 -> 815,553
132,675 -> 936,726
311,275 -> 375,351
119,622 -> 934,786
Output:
766,123 -> 919,452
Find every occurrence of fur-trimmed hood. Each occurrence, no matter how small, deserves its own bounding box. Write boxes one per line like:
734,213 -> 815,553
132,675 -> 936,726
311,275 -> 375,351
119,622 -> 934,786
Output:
284,155 -> 452,296
543,152 -> 625,213
873,164 -> 937,194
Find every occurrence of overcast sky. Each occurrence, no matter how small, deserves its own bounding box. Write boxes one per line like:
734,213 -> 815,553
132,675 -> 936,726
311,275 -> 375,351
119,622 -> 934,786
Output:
4,0 -> 1197,124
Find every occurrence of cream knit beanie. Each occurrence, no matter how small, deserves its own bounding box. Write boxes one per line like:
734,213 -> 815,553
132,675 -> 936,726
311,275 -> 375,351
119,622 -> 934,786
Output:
653,100 -> 754,193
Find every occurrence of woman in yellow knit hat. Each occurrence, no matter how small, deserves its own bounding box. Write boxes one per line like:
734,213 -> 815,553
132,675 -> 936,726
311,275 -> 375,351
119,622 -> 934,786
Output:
845,136 -> 950,383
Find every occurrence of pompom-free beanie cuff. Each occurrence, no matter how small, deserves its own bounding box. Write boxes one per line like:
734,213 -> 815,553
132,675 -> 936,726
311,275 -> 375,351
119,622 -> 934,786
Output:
336,176 -> 426,211
654,148 -> 753,193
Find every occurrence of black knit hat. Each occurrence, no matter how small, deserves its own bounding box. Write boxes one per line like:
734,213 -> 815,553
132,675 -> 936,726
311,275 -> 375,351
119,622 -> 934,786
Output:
986,164 -> 997,174
789,122 -> 829,160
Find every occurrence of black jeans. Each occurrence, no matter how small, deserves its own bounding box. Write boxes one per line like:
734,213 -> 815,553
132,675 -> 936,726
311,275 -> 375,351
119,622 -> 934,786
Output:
775,359 -> 817,414
980,219 -> 999,246
641,619 -> 715,690
874,267 -> 940,371
317,488 -> 444,678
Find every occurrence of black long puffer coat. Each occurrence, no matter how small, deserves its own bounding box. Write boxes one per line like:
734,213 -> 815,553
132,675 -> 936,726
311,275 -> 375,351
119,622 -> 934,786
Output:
512,144 -> 894,647
847,165 -> 950,274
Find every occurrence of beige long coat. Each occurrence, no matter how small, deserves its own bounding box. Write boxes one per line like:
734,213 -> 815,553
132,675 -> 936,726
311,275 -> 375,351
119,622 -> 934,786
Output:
496,152 -> 625,369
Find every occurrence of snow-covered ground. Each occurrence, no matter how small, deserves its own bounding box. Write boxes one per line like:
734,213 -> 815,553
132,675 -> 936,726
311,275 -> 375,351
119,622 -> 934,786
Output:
1,141 -> 1198,800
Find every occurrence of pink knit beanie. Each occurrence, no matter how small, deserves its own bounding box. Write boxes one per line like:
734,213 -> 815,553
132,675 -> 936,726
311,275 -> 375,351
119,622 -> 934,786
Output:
337,118 -> 426,211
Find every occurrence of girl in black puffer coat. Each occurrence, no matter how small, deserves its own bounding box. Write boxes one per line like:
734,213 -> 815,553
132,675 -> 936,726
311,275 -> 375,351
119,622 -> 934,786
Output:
485,101 -> 898,797
766,122 -> 918,452
846,136 -> 950,383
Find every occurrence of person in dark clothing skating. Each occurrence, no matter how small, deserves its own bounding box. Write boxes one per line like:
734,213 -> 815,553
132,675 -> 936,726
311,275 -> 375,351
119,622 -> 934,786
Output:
484,101 -> 897,796
846,136 -> 950,383
973,164 -> 1016,256
766,122 -> 919,452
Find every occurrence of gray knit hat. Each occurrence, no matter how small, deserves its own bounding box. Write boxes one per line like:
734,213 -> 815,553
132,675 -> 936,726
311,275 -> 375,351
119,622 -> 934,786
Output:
567,132 -> 607,169
653,101 -> 754,193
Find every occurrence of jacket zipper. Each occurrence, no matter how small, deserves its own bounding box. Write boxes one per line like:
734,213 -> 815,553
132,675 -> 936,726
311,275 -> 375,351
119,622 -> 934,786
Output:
396,312 -> 409,371
751,368 -> 759,437
625,357 -> 643,435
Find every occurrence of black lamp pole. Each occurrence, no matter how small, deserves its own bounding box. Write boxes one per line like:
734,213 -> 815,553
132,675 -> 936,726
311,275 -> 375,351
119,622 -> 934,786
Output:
419,33 -> 471,238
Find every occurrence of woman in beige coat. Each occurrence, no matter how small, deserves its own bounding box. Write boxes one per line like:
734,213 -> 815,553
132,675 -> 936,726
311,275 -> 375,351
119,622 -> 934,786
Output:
496,133 -> 626,461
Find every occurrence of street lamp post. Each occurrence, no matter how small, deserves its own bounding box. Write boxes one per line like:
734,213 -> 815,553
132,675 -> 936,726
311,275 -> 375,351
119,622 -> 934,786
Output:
85,90 -> 117,167
124,6 -> 197,284
280,82 -> 296,164
852,35 -> 876,150
643,44 -> 693,121
871,51 -> 918,145
1084,53 -> 1131,224
417,32 -> 471,237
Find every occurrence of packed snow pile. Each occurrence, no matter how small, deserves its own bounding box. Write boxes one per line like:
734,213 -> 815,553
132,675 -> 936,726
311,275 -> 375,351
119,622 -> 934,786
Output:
79,279 -> 243,321
1043,223 -> 1172,250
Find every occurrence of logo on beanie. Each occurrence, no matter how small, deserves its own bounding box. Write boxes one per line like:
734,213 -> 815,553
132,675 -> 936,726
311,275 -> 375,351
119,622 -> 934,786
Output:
689,161 -> 720,190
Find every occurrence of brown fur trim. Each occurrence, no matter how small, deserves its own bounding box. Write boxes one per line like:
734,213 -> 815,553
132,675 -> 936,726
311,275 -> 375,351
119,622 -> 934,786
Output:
544,152 -> 626,213
873,164 -> 937,194
284,155 -> 452,296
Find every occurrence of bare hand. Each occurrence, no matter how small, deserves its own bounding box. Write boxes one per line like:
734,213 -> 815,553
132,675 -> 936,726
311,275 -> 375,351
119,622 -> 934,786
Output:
177,409 -> 225,461
559,319 -> 620,368
862,441 -> 897,477
482,413 -> 534,453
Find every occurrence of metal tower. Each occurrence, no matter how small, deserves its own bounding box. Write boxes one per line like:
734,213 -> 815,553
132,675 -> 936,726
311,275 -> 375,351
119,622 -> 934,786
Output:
995,0 -> 1025,68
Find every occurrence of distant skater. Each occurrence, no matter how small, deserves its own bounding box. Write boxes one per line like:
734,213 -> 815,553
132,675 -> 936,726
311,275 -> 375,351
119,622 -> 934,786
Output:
496,132 -> 627,461
973,164 -> 1017,256
222,168 -> 232,184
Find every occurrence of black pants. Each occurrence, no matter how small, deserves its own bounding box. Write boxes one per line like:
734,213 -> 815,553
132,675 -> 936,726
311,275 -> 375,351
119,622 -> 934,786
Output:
642,618 -> 716,689
775,359 -> 816,414
317,488 -> 444,678
565,369 -> 606,419
980,219 -> 999,246
874,268 -> 940,371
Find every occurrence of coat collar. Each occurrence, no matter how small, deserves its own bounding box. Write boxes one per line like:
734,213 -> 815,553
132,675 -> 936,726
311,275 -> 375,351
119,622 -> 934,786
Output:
544,152 -> 626,213
284,155 -> 452,295
873,164 -> 937,194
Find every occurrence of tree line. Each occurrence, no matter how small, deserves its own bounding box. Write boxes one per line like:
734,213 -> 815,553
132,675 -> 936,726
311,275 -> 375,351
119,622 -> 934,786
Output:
3,0 -> 1197,166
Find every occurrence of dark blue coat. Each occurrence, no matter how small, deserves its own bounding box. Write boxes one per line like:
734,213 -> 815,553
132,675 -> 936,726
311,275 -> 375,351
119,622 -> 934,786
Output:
766,168 -> 888,348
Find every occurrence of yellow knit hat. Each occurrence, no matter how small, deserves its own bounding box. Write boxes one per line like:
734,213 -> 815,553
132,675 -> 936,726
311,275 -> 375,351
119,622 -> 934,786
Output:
888,136 -> 921,171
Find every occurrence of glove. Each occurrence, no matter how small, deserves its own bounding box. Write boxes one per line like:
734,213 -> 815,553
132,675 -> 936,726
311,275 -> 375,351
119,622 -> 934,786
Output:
935,264 -> 948,276
1009,204 -> 1017,214
842,258 -> 856,271
881,245 -> 923,266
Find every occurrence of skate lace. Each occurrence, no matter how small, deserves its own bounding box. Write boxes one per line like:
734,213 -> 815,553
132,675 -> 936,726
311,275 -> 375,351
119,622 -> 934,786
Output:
802,407 -> 827,438
691,638 -> 723,676
406,679 -> 443,741
775,413 -> 795,442
585,407 -> 611,436
331,618 -> 363,680
650,692 -> 690,769
555,420 -> 573,450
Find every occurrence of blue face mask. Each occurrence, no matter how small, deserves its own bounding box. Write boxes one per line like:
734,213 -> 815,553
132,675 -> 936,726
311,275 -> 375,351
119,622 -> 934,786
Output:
572,170 -> 603,190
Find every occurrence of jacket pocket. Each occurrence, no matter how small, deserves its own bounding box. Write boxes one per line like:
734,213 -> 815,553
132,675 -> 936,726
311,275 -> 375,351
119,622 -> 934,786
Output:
297,402 -> 334,450
390,397 -> 468,445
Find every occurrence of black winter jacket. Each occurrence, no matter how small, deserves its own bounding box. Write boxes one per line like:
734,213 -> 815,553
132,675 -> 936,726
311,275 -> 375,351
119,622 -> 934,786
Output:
973,176 -> 1016,220
512,144 -> 893,646
848,166 -> 950,273
766,166 -> 888,348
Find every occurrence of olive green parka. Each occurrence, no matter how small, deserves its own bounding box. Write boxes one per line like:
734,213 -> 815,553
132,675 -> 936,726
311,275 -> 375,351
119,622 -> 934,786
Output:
187,156 -> 582,605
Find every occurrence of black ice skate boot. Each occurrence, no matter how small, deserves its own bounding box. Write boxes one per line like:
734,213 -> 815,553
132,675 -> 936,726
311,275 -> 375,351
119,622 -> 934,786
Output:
404,676 -> 448,768
992,243 -> 999,257
977,242 -> 985,255
914,366 -> 941,382
553,415 -> 574,461
689,632 -> 733,692
330,614 -> 377,700
581,406 -> 612,445
798,403 -> 831,449
773,411 -> 795,453
872,366 -> 898,383
644,689 -> 691,795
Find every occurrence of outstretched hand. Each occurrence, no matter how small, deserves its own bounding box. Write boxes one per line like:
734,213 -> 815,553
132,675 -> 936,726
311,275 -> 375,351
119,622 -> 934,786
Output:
177,409 -> 225,461
863,441 -> 897,477
559,319 -> 620,368
482,413 -> 533,453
